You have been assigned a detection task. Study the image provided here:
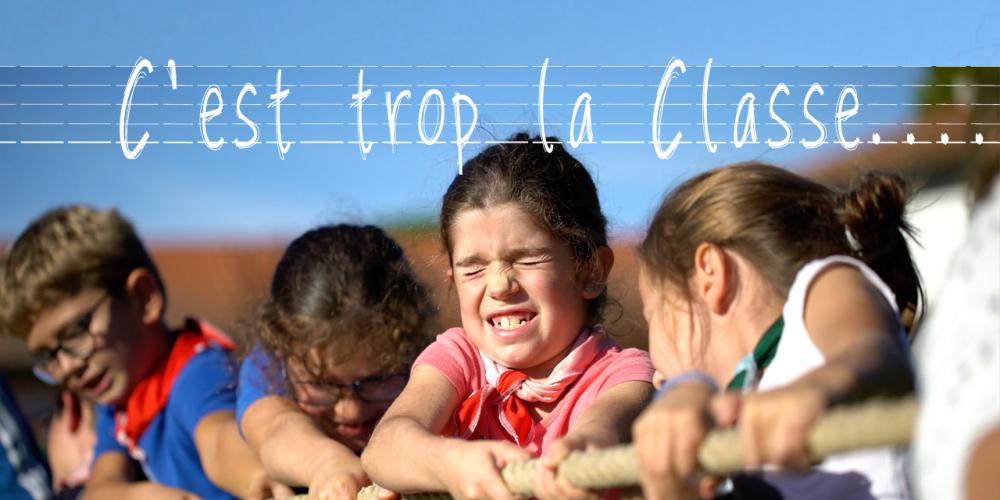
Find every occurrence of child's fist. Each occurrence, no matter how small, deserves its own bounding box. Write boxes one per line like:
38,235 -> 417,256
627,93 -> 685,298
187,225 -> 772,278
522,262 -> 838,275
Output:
307,455 -> 370,500
734,383 -> 828,470
534,434 -> 610,500
440,439 -> 531,500
633,380 -> 717,500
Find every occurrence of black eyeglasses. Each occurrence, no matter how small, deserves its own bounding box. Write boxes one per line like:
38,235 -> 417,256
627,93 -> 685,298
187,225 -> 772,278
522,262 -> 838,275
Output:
32,293 -> 110,385
288,372 -> 409,405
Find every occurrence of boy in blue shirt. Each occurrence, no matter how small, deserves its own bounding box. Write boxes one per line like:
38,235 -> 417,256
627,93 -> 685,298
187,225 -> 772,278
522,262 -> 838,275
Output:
0,205 -> 289,500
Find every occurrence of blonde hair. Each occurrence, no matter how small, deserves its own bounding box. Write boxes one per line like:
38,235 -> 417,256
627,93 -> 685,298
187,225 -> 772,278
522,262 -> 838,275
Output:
0,205 -> 163,338
639,163 -> 923,334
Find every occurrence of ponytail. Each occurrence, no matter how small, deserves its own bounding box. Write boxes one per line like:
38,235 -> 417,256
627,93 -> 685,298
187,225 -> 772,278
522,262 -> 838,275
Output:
836,172 -> 924,333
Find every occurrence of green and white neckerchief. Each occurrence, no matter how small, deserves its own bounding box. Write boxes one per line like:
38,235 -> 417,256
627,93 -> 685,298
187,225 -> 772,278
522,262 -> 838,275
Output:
726,316 -> 784,393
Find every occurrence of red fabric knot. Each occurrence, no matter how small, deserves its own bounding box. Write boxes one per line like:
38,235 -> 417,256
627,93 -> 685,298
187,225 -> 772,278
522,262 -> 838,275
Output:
449,328 -> 612,449
456,369 -> 535,447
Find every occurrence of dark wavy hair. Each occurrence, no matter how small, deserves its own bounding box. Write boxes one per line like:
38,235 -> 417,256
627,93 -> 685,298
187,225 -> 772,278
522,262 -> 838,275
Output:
249,225 -> 435,381
439,132 -> 611,328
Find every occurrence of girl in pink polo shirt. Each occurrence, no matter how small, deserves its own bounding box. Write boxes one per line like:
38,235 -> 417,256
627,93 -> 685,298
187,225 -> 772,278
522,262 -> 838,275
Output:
363,133 -> 654,500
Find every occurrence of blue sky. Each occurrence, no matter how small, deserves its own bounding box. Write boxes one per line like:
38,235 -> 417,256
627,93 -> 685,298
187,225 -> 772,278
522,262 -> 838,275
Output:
1,1 -> 997,241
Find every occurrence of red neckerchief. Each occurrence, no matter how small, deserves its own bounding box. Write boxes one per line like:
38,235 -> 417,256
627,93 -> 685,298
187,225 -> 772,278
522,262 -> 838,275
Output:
449,329 -> 609,448
455,370 -> 534,446
113,318 -> 234,457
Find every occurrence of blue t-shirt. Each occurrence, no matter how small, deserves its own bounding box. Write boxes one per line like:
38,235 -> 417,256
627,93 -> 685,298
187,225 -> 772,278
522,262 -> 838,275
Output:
235,346 -> 287,428
94,345 -> 238,500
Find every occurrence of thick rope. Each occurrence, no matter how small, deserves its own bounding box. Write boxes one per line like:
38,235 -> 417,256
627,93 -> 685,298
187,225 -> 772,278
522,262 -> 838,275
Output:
283,396 -> 915,500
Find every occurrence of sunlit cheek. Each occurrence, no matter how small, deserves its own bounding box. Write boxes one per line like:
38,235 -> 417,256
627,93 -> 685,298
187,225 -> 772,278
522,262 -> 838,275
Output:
297,403 -> 328,419
673,313 -> 710,374
647,308 -> 701,377
456,282 -> 482,312
651,334 -> 687,377
648,339 -> 671,375
292,384 -> 333,409
98,351 -> 127,383
645,313 -> 670,373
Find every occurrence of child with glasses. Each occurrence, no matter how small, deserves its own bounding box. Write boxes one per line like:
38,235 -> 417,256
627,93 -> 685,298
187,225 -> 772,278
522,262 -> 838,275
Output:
28,292 -> 110,386
0,205 -> 286,500
236,224 -> 435,500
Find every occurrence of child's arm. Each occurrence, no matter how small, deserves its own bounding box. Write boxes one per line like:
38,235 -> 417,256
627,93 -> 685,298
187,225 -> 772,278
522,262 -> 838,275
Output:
193,409 -> 292,499
362,364 -> 532,499
83,452 -> 201,500
727,264 -> 914,469
534,381 -> 654,500
559,380 -> 654,450
241,394 -> 366,499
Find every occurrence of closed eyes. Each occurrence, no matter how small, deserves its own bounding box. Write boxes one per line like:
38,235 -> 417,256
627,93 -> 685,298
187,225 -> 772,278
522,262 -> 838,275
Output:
515,256 -> 551,266
462,267 -> 485,277
457,256 -> 552,276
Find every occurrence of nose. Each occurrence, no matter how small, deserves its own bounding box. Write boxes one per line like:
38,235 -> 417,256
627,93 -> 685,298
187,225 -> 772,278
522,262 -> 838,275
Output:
332,396 -> 367,422
486,263 -> 520,301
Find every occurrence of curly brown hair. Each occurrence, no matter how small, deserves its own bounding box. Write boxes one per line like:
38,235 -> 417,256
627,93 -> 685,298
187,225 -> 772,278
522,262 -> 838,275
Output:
249,225 -> 435,382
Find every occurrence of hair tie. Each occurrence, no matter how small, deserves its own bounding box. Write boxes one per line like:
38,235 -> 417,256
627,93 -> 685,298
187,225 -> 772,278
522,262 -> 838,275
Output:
845,226 -> 863,254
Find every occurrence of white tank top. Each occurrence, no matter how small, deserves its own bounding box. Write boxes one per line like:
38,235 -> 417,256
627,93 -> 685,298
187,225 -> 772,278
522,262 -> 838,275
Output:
755,255 -> 913,500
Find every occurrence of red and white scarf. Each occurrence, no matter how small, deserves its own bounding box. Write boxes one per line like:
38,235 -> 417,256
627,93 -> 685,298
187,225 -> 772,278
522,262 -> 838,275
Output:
453,328 -> 609,447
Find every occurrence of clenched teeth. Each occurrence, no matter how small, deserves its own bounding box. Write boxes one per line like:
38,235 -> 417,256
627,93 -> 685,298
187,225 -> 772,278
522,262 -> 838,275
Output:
490,314 -> 535,330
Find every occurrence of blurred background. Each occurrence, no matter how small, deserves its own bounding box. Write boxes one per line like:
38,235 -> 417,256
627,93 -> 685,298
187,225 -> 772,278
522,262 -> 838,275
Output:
1,0 -> 998,448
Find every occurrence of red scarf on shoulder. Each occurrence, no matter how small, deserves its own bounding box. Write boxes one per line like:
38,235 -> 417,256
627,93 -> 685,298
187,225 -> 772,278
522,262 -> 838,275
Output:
113,318 -> 234,457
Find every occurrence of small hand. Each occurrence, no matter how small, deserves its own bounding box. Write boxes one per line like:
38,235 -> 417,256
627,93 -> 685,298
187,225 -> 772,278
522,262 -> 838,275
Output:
729,384 -> 828,470
374,484 -> 400,500
245,471 -> 295,500
633,380 -> 719,500
439,439 -> 532,500
307,456 -> 370,500
533,434 -> 607,500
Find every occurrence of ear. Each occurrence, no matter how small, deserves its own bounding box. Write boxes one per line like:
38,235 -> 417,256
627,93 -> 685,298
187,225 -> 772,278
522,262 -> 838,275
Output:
125,268 -> 165,325
581,246 -> 615,300
692,242 -> 731,315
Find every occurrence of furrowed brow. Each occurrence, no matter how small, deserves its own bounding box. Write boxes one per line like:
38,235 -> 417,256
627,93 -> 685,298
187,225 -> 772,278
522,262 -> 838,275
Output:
453,246 -> 551,268
505,246 -> 550,261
